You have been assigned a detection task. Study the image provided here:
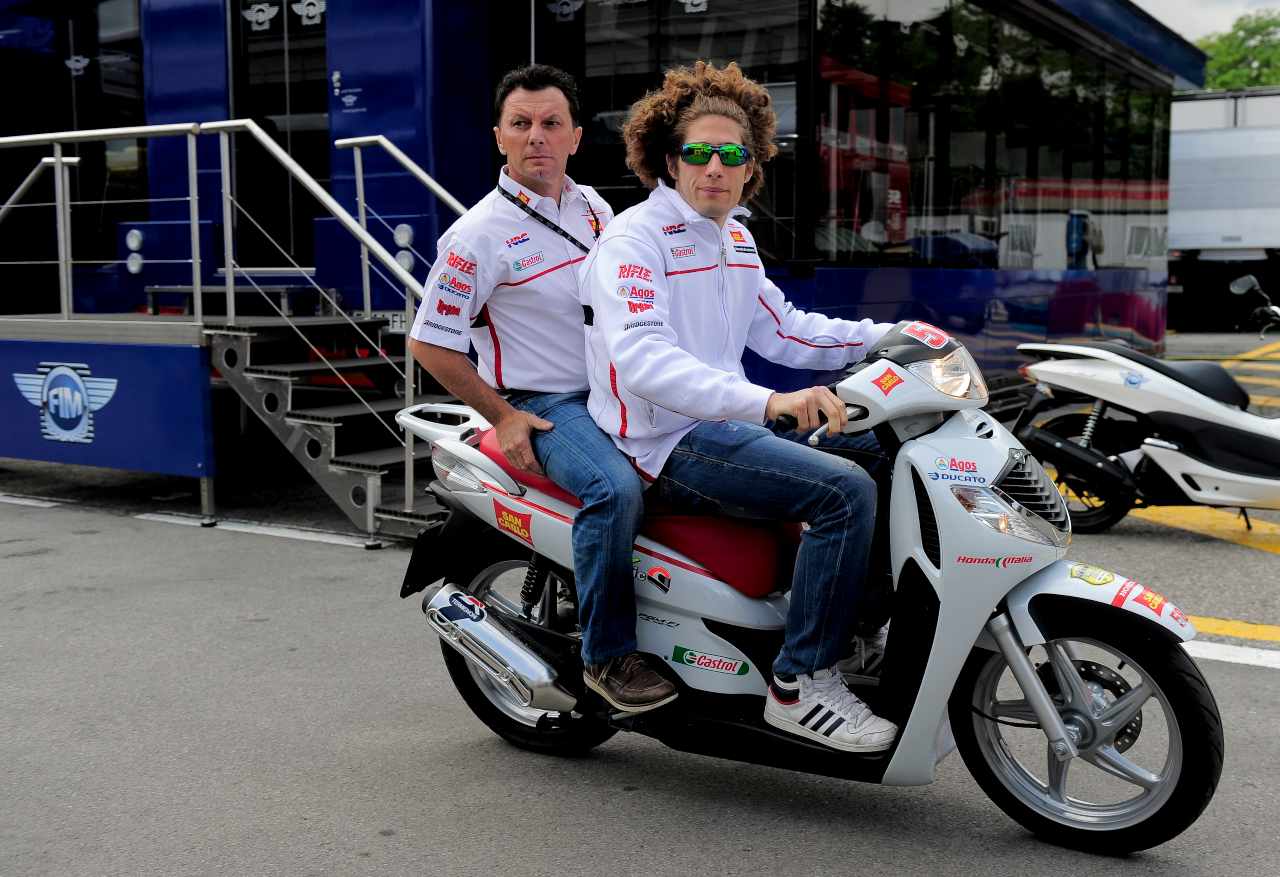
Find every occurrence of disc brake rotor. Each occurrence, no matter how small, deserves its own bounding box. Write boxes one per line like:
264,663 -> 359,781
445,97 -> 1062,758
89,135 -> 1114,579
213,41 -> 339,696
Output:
1037,658 -> 1143,752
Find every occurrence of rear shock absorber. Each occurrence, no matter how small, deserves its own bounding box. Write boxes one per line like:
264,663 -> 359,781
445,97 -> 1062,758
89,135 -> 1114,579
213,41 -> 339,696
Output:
519,555 -> 548,620
1078,400 -> 1106,448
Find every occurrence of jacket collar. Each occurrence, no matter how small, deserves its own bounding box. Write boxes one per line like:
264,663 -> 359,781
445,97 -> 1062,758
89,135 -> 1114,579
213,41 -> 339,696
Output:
653,179 -> 751,228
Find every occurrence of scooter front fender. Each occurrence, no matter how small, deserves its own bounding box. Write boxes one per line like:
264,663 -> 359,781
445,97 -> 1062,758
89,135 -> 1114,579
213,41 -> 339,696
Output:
1005,559 -> 1196,646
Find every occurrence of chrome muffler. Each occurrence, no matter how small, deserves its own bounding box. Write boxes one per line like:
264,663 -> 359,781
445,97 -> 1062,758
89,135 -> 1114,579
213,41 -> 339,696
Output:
424,583 -> 577,712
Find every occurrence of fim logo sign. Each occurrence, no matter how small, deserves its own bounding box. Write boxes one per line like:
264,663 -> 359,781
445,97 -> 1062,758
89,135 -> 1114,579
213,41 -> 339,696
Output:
13,362 -> 118,444
672,645 -> 749,676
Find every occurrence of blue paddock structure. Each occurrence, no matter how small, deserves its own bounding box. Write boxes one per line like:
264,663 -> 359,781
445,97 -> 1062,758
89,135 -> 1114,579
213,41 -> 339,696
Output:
0,1 -> 1204,539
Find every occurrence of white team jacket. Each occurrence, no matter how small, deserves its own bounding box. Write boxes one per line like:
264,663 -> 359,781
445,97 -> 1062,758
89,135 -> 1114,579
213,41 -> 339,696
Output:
581,180 -> 893,479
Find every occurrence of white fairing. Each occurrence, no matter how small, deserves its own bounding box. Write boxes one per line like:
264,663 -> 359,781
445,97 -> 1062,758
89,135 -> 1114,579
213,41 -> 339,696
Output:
1141,442 -> 1280,509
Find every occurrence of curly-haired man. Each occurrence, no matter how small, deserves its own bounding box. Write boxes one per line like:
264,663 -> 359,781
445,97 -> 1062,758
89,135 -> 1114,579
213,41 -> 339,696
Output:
579,61 -> 898,751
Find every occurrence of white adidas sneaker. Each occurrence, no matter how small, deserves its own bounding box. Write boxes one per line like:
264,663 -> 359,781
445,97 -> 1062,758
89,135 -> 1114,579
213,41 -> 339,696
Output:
764,668 -> 898,753
836,623 -> 889,686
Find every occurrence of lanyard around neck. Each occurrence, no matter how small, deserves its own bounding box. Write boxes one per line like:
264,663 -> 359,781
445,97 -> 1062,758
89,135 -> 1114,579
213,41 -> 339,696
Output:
498,186 -> 601,255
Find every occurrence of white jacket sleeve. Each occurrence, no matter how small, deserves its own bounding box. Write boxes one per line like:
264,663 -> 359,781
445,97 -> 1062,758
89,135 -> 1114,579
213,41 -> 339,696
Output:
408,232 -> 490,352
746,273 -> 895,370
591,234 -> 773,423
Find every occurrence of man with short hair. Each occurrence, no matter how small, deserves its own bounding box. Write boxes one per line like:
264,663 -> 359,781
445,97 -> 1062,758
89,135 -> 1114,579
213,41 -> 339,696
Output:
409,64 -> 676,713
580,61 -> 898,752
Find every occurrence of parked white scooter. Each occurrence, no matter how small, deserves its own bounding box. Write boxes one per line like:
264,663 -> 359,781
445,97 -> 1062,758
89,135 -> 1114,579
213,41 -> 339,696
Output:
398,321 -> 1222,854
1014,274 -> 1280,532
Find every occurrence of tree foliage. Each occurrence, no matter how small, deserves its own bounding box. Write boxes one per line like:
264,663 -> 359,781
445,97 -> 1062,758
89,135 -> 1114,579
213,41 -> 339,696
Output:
1197,11 -> 1280,90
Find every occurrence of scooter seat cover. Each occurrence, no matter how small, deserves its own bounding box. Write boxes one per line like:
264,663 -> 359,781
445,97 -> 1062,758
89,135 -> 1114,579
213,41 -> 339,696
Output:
475,429 -> 801,597
477,428 -> 583,507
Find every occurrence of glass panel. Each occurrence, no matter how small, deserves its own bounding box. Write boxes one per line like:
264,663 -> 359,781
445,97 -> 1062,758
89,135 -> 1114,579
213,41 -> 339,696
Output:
231,0 -> 330,266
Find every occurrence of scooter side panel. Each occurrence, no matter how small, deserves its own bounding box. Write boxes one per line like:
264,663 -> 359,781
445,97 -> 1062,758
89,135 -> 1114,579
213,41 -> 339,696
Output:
883,413 -> 1069,786
1006,559 -> 1196,645
1141,444 -> 1280,509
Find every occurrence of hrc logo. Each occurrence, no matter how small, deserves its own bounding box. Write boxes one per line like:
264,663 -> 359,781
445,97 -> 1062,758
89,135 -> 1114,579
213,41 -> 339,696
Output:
13,362 -> 118,444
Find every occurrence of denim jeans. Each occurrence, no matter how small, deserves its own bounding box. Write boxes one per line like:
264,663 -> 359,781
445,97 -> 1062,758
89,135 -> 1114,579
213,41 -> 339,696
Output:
506,391 -> 645,665
656,420 -> 878,676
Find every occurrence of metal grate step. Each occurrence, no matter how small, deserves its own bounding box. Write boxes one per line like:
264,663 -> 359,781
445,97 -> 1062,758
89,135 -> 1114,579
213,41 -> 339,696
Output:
244,356 -> 399,379
286,397 -> 404,424
330,443 -> 431,474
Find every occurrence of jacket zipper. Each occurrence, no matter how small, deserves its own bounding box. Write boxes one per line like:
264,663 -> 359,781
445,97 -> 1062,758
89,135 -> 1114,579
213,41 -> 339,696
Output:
717,235 -> 731,359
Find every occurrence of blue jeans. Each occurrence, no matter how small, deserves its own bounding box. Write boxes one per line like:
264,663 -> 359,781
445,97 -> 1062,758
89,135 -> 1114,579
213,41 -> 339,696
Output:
656,420 -> 878,677
506,391 -> 644,665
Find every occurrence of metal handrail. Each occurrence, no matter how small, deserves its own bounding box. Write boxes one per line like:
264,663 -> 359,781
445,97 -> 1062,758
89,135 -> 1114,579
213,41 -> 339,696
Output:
335,135 -> 468,217
0,123 -> 199,149
205,120 -> 424,298
0,157 -> 79,227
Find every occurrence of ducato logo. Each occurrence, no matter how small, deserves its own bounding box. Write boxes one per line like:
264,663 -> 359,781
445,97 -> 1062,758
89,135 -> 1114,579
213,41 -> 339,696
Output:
13,362 -> 117,444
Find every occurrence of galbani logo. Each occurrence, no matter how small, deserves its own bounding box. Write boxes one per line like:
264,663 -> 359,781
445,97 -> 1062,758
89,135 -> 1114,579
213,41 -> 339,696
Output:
436,298 -> 461,317
672,645 -> 749,676
492,499 -> 533,544
627,301 -> 653,314
957,555 -> 1034,568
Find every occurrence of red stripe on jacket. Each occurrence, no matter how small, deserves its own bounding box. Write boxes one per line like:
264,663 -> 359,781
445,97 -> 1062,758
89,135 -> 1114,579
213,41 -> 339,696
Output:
481,304 -> 504,388
609,362 -> 628,437
495,256 -> 585,288
756,296 -> 864,349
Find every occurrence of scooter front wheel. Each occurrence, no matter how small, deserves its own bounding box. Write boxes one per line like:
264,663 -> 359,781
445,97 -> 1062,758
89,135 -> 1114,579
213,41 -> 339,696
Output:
441,559 -> 616,756
949,604 -> 1223,854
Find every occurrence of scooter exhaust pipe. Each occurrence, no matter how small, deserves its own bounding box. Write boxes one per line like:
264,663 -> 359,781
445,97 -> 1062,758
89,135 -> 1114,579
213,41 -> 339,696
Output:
1016,424 -> 1137,495
423,583 -> 578,712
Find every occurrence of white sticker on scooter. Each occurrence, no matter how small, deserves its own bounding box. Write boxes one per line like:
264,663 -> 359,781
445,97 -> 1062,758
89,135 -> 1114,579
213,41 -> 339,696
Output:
672,646 -> 750,676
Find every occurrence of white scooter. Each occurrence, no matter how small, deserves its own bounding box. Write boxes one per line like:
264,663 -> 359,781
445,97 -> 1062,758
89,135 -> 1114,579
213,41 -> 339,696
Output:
1013,274 -> 1280,532
397,321 -> 1221,854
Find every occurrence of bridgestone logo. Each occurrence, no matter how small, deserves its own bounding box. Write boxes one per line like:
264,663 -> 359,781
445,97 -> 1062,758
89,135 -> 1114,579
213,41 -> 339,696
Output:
672,645 -> 749,676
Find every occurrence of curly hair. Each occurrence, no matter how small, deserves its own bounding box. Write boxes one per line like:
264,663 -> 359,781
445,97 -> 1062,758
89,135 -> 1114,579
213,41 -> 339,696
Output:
622,61 -> 778,202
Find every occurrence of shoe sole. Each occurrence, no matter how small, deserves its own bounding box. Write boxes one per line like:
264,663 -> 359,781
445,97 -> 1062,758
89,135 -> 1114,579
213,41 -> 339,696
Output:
583,675 -> 679,714
763,707 -> 894,753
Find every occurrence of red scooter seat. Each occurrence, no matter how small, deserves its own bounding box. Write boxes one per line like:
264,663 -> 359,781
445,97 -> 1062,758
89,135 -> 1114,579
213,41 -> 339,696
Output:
475,428 -> 800,598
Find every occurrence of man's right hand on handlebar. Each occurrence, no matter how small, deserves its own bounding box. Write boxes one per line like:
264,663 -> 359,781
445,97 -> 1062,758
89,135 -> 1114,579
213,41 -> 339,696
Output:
767,386 -> 848,434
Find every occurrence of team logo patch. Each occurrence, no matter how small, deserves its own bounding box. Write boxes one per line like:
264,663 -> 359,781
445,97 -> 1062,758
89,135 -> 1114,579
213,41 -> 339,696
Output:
873,367 -> 904,396
617,285 -> 655,301
436,273 -> 472,299
1070,563 -> 1116,587
493,499 -> 533,544
729,229 -> 746,244
902,321 -> 949,349
1111,579 -> 1141,607
504,232 -> 530,249
1134,588 -> 1167,617
13,362 -> 118,444
516,191 -> 530,205
584,212 -> 603,235
672,645 -> 749,675
662,223 -> 686,236
436,298 -> 461,317
617,263 -> 653,281
646,566 -> 672,592
670,245 -> 696,260
513,251 -> 545,272
445,250 -> 477,274
935,456 -> 977,473
627,301 -> 653,314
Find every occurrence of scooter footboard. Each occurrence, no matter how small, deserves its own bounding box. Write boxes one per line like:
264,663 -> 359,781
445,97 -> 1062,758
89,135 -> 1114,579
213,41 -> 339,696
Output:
1005,559 -> 1195,646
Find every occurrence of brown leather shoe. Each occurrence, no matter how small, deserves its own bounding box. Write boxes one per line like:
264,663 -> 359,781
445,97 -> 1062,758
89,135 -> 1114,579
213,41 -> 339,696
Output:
583,652 -> 678,713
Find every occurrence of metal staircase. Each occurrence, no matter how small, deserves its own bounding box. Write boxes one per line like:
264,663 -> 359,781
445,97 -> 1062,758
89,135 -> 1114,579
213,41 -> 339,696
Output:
0,119 -> 466,545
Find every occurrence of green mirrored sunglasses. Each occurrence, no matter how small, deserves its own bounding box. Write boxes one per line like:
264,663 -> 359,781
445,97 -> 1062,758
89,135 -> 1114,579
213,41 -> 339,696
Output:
678,142 -> 752,167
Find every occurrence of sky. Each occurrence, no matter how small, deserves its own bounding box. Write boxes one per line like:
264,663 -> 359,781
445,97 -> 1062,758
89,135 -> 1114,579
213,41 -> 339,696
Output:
1129,0 -> 1277,42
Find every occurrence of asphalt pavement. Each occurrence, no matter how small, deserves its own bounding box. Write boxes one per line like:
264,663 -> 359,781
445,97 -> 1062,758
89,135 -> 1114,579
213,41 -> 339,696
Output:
3,489 -> 1278,875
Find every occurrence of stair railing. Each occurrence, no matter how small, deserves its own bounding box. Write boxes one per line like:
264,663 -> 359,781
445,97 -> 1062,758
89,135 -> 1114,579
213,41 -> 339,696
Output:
0,123 -> 202,320
335,134 -> 468,512
203,120 -> 433,513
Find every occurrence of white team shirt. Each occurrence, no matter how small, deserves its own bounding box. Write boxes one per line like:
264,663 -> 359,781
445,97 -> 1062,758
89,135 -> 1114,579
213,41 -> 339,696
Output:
581,180 -> 894,478
409,168 -> 613,393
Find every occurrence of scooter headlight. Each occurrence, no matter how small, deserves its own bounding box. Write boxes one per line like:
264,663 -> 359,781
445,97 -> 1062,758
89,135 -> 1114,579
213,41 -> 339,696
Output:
951,485 -> 1057,546
908,347 -> 988,402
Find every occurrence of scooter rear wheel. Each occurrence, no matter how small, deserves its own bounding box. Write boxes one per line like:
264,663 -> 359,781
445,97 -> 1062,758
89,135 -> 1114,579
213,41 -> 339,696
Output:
441,559 -> 616,756
1039,413 -> 1139,533
949,604 -> 1223,854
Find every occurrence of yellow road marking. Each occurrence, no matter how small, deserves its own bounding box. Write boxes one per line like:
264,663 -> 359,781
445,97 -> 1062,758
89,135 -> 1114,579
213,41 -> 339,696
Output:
1130,506 -> 1280,556
1224,360 -> 1280,372
1234,374 -> 1280,390
1249,393 -> 1280,408
1186,615 -> 1280,643
1240,338 -> 1280,360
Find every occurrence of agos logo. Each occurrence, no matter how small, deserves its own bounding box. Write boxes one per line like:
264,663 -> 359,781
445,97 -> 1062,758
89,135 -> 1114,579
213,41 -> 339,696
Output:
935,456 -> 978,473
13,363 -> 118,444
